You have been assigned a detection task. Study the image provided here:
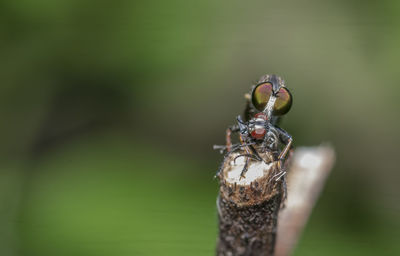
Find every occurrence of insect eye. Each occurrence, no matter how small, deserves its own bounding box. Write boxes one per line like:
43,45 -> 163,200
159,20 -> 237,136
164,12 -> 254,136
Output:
251,82 -> 273,111
273,87 -> 292,115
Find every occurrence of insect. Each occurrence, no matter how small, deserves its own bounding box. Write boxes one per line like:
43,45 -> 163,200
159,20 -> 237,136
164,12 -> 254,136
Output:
214,74 -> 293,179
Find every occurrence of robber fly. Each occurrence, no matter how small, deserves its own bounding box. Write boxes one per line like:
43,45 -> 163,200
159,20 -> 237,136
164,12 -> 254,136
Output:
214,74 -> 293,179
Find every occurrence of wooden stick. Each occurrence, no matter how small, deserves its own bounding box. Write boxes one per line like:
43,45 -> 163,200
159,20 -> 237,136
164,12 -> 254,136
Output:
216,145 -> 335,256
216,152 -> 285,256
275,145 -> 335,256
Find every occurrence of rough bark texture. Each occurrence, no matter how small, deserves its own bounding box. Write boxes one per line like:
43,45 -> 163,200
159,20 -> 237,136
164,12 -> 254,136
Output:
217,194 -> 282,256
216,152 -> 284,256
216,146 -> 335,256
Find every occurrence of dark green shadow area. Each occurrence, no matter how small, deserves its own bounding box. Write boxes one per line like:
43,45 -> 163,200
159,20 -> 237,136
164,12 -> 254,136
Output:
18,133 -> 218,256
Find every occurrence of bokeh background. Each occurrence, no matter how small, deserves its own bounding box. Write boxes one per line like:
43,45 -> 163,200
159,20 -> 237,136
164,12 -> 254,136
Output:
1,0 -> 399,255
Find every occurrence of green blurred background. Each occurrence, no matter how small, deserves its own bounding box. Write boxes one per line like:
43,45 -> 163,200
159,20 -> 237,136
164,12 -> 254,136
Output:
1,0 -> 399,255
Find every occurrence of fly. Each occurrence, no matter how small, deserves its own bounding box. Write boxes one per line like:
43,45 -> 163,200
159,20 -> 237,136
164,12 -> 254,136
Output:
214,74 -> 293,180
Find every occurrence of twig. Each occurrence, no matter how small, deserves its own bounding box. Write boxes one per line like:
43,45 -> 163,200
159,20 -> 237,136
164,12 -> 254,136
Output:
216,152 -> 285,256
215,145 -> 335,256
275,145 -> 335,256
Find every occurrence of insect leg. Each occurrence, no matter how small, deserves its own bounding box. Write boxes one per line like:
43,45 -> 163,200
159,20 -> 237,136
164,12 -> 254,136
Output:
279,137 -> 292,161
240,157 -> 250,180
234,153 -> 260,163
249,145 -> 263,162
276,127 -> 293,162
239,134 -> 252,179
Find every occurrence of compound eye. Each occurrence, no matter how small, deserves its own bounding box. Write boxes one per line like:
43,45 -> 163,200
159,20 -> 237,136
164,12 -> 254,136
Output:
273,87 -> 292,115
252,82 -> 273,111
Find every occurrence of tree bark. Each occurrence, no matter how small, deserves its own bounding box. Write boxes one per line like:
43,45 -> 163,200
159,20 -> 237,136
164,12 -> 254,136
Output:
216,152 -> 285,256
216,145 -> 335,256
